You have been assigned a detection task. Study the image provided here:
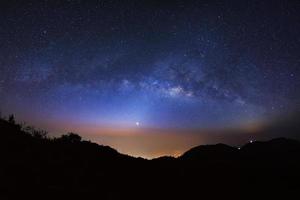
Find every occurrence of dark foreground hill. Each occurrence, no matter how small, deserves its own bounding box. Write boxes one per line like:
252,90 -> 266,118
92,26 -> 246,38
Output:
0,118 -> 300,199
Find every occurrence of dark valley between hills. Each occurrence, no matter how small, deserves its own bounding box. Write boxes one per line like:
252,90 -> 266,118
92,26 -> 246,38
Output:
1,117 -> 300,199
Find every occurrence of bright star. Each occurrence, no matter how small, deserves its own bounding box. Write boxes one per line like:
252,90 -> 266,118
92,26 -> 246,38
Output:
135,121 -> 140,126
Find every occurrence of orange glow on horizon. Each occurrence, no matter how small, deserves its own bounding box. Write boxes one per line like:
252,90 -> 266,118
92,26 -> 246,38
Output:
24,118 -> 266,159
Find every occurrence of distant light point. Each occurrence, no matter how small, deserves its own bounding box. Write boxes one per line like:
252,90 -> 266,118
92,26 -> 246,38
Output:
135,121 -> 140,126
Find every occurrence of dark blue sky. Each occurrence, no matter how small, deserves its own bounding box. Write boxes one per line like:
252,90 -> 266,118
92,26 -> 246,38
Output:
0,0 -> 300,157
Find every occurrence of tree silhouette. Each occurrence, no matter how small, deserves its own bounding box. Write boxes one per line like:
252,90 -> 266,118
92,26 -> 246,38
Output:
8,114 -> 15,124
60,132 -> 82,143
22,125 -> 48,139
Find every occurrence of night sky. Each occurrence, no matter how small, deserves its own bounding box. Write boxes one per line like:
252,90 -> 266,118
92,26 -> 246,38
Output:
1,0 -> 300,158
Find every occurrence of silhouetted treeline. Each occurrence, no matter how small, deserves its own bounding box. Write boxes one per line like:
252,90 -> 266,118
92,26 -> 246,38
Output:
0,116 -> 300,199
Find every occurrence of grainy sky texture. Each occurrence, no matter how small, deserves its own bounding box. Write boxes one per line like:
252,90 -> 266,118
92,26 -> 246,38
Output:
1,0 -> 300,158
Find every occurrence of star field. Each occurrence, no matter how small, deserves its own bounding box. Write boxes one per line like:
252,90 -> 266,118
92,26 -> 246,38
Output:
0,0 -> 300,157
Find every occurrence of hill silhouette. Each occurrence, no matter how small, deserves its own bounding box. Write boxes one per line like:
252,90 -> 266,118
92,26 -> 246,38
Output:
180,143 -> 238,161
0,116 -> 300,199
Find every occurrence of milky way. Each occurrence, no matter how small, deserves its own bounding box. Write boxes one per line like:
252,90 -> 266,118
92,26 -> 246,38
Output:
0,0 -> 300,157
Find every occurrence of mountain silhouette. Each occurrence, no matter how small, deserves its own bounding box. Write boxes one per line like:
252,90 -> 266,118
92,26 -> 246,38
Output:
240,138 -> 300,157
1,117 -> 300,199
180,143 -> 238,161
